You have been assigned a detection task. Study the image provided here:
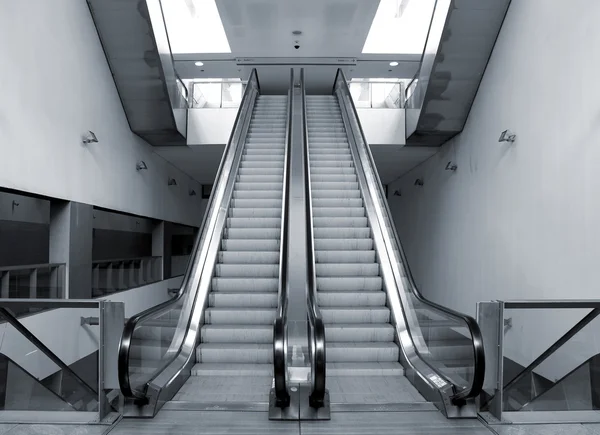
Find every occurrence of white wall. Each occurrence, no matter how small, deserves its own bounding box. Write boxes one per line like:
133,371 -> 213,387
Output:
0,276 -> 180,380
187,108 -> 404,146
187,109 -> 238,145
357,109 -> 406,145
389,0 -> 600,374
0,0 -> 203,227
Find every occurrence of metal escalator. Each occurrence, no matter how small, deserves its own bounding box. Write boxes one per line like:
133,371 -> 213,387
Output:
303,69 -> 485,417
118,69 -> 293,415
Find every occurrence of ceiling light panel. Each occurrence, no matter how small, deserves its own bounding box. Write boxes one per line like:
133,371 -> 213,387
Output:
162,0 -> 231,53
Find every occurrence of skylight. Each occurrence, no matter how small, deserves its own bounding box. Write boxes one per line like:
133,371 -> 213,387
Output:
161,0 -> 231,54
362,0 -> 436,55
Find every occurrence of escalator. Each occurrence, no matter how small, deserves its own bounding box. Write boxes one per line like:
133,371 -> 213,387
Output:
118,69 -> 293,415
302,69 -> 486,417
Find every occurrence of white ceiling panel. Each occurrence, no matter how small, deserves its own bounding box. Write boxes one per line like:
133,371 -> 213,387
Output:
215,0 -> 380,57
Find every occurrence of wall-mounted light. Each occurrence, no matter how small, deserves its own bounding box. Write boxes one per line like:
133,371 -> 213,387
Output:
168,178 -> 178,186
389,61 -> 399,67
498,130 -> 516,143
189,189 -> 197,197
445,161 -> 457,171
82,131 -> 98,145
11,201 -> 19,213
136,160 -> 148,171
195,61 -> 204,67
414,178 -> 424,186
393,190 -> 401,197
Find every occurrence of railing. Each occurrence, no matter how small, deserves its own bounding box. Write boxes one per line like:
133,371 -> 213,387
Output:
301,69 -> 327,409
118,69 -> 260,413
272,70 -> 293,409
189,80 -> 246,109
333,69 -> 485,413
92,256 -> 162,297
0,299 -> 123,424
175,74 -> 189,109
0,264 -> 66,315
348,80 -> 406,109
478,300 -> 600,423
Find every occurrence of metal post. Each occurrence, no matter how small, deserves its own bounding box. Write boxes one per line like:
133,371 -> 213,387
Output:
477,301 -> 504,421
28,268 -> 37,299
1,271 -> 10,298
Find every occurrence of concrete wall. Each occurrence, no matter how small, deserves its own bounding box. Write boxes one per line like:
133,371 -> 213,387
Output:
388,0 -> 600,376
0,0 -> 203,227
356,109 -> 405,145
188,109 -> 238,145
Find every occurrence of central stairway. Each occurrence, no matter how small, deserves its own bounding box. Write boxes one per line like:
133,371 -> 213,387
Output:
173,95 -> 288,403
306,95 -> 413,404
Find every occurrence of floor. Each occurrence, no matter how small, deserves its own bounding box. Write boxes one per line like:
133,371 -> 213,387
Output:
5,411 -> 600,434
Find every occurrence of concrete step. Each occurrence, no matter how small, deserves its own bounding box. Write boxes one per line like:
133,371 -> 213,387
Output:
315,250 -> 375,263
209,292 -> 277,308
321,307 -> 390,324
316,263 -> 379,277
191,363 -> 273,376
327,362 -> 404,376
325,323 -> 394,342
316,276 -> 383,291
326,342 -> 399,363
211,277 -> 278,292
205,307 -> 276,325
196,343 -> 273,364
200,325 -> 273,343
318,291 -> 386,307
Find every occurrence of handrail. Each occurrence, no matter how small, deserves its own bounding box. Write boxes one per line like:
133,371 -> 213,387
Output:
118,69 -> 260,401
0,263 -> 65,272
272,69 -> 294,408
301,68 -> 327,408
0,307 -> 98,398
334,68 -> 485,402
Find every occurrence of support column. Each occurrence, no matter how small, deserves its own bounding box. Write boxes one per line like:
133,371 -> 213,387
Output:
152,221 -> 172,280
49,201 -> 93,299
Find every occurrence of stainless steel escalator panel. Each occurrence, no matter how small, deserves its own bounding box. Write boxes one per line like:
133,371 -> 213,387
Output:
332,69 -> 484,418
118,70 -> 261,417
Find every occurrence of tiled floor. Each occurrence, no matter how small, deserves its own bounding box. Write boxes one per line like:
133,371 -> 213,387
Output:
0,424 -> 107,435
492,424 -> 600,435
171,376 -> 273,403
327,375 -> 426,404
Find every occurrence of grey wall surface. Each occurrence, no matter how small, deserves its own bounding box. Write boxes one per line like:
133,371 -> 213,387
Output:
388,0 -> 600,377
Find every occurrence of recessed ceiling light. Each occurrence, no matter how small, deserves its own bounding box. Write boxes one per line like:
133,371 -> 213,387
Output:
195,61 -> 204,67
389,61 -> 399,66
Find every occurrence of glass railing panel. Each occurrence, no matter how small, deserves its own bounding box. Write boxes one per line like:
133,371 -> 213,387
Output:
0,300 -> 123,421
500,307 -> 600,413
119,70 -> 261,402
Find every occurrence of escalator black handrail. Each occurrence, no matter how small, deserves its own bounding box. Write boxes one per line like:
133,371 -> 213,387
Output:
333,68 -> 485,401
273,69 -> 294,408
301,69 -> 327,407
118,69 -> 260,400
0,308 -> 99,399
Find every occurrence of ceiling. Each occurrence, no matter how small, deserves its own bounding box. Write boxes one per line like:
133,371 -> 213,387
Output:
171,0 -> 422,92
215,0 -> 379,57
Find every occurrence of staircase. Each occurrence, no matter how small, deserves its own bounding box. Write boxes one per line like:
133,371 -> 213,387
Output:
306,95 -> 403,380
175,95 -> 288,402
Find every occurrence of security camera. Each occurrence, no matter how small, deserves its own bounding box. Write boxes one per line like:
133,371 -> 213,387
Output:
294,44 -> 300,50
